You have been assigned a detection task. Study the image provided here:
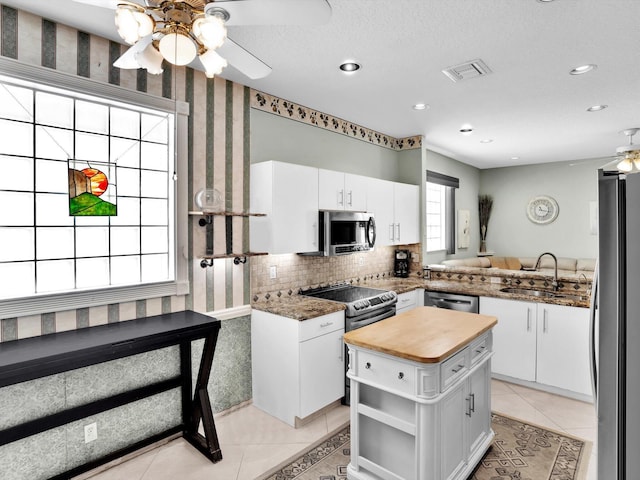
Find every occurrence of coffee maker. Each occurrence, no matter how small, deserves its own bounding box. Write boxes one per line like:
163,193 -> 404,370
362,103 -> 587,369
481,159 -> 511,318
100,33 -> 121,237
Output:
394,249 -> 409,277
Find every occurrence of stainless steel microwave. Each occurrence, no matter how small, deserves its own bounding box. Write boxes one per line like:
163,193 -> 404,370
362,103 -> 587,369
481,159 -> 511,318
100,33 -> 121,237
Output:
318,211 -> 376,256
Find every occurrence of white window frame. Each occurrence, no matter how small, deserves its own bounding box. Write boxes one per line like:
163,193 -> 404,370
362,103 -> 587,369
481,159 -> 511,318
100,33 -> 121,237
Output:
425,182 -> 447,252
0,57 -> 189,318
425,170 -> 458,255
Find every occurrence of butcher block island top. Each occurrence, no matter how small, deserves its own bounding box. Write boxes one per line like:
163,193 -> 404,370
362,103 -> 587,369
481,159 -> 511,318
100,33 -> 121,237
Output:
343,306 -> 497,363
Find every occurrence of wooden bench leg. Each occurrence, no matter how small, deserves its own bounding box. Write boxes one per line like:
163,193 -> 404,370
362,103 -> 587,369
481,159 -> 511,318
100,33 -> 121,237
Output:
181,330 -> 223,462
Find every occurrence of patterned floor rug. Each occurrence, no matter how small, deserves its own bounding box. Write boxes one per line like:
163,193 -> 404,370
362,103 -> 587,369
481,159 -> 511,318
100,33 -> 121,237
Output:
260,413 -> 591,480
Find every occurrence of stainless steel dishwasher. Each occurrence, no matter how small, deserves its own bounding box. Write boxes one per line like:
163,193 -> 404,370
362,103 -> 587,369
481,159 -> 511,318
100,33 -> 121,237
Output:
424,291 -> 479,313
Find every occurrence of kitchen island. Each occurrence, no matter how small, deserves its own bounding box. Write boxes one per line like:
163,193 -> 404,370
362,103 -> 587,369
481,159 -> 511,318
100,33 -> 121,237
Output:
343,306 -> 497,480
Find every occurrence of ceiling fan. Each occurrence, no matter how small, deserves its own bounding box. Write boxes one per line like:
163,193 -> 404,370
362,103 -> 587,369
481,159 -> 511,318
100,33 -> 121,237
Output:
71,0 -> 332,79
599,128 -> 640,173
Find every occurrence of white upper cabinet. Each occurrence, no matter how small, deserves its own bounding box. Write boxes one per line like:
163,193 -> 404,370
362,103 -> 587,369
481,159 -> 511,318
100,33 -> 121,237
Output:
367,178 -> 395,246
250,161 -> 319,254
367,178 -> 419,246
393,182 -> 420,245
318,169 -> 367,211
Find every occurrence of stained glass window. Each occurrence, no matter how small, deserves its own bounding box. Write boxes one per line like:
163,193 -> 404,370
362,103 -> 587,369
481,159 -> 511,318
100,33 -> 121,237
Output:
0,74 -> 176,300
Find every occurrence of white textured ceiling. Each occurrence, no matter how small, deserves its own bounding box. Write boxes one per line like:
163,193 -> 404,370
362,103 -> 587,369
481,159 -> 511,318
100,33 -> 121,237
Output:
5,0 -> 640,169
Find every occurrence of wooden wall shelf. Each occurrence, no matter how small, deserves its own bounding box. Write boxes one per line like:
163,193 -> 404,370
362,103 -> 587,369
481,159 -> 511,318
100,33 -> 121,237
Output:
190,211 -> 267,267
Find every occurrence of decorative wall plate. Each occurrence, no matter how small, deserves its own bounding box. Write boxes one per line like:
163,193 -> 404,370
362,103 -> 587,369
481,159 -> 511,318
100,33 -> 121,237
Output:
526,195 -> 559,224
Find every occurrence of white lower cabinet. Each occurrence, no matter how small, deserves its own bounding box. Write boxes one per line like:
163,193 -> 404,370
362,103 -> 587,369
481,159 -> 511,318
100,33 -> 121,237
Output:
347,332 -> 494,480
395,289 -> 425,315
479,297 -> 591,397
251,309 -> 345,426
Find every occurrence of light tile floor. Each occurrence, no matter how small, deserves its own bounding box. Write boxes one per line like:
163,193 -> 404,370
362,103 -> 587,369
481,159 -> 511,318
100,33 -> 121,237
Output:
79,380 -> 597,480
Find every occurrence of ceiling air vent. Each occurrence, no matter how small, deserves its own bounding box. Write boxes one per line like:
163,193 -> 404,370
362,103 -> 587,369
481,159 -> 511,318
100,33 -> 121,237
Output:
442,59 -> 492,83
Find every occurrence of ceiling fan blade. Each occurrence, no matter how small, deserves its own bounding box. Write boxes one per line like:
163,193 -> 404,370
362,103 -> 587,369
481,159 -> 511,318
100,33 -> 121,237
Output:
206,0 -> 331,26
113,35 -> 152,69
71,0 -> 122,9
217,38 -> 272,79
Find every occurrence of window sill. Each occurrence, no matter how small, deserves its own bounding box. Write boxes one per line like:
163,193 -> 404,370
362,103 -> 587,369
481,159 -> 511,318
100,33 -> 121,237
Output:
0,281 -> 189,319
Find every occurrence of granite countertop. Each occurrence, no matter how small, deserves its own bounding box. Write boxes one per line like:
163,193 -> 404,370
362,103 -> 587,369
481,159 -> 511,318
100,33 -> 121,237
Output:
251,295 -> 345,321
343,306 -> 497,363
252,272 -> 591,321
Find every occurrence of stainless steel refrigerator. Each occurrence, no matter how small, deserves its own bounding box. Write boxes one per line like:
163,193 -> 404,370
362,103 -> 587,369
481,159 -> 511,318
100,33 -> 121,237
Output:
597,168 -> 640,479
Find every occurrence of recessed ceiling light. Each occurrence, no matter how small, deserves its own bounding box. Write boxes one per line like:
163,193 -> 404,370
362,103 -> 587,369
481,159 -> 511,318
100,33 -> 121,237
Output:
413,103 -> 429,110
536,0 -> 555,3
587,104 -> 608,112
339,62 -> 361,73
570,64 -> 597,75
480,139 -> 493,143
511,156 -> 520,161
459,128 -> 473,135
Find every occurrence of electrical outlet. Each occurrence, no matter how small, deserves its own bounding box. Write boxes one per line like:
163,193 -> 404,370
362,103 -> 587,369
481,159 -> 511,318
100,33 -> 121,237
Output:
269,265 -> 277,279
84,422 -> 97,443
358,257 -> 365,266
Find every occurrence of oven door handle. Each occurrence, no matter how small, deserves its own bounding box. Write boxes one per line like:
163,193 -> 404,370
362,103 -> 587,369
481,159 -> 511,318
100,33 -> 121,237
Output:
347,306 -> 396,330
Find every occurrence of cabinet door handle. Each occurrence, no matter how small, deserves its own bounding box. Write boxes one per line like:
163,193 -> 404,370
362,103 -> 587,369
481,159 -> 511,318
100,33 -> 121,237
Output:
543,309 -> 548,333
451,364 -> 464,373
389,224 -> 394,241
470,393 -> 475,413
398,372 -> 404,380
347,190 -> 353,207
365,362 -> 371,369
338,189 -> 344,207
320,322 -> 333,328
395,223 -> 400,241
475,345 -> 486,354
466,397 -> 472,417
526,308 -> 531,332
312,222 -> 317,247
339,338 -> 343,362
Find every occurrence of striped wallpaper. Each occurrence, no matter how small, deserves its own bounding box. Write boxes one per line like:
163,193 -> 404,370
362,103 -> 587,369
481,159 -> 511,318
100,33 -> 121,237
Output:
0,5 -> 250,342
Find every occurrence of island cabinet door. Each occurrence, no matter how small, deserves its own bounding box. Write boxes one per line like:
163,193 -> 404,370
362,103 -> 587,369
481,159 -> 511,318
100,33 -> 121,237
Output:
440,380 -> 467,480
479,297 -> 536,381
467,360 -> 491,456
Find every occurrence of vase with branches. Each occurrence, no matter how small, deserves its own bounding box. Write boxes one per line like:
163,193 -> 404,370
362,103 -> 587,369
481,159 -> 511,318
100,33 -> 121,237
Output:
478,195 -> 493,253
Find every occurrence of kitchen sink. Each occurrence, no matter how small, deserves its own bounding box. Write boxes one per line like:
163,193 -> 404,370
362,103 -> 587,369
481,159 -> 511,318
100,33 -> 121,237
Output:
499,287 -> 587,302
500,287 -> 556,297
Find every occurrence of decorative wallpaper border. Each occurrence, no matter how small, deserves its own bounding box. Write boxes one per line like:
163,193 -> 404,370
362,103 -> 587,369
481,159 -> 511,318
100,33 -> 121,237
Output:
250,89 -> 422,151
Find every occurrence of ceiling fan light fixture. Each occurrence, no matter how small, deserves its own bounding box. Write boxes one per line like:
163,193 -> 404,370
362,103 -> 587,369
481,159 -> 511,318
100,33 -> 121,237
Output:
193,14 -> 227,50
159,31 -> 197,66
115,3 -> 154,45
199,49 -> 228,78
136,42 -> 164,75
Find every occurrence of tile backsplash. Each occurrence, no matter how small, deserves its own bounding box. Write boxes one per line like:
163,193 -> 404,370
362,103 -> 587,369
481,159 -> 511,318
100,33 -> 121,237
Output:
250,244 -> 422,301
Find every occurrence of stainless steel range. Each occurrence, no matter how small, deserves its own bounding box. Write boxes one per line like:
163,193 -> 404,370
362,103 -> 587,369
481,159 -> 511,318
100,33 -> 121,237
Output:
300,282 -> 397,403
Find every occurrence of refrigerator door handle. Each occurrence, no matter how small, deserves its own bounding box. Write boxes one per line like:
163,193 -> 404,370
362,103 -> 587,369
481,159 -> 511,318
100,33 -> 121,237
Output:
589,259 -> 599,402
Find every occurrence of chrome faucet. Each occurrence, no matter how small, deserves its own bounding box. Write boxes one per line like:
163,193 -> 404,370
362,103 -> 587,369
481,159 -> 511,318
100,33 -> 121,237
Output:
578,273 -> 591,292
534,252 -> 558,291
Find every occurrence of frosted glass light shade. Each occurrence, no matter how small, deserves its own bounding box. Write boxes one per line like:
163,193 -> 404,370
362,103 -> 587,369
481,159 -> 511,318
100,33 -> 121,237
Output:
199,49 -> 228,78
617,157 -> 633,172
158,32 -> 197,65
115,5 -> 154,45
192,15 -> 227,49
